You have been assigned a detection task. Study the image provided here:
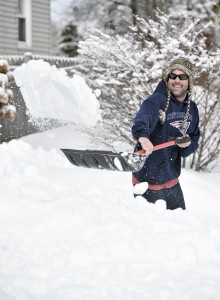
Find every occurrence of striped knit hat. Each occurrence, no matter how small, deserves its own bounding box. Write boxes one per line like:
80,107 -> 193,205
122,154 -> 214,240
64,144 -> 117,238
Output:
160,57 -> 196,131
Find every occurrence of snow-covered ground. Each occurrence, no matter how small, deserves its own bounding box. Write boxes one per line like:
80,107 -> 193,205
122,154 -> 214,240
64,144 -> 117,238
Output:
0,124 -> 220,300
0,59 -> 219,299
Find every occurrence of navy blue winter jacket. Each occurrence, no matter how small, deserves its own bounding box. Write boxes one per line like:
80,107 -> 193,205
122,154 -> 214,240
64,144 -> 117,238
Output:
132,79 -> 200,185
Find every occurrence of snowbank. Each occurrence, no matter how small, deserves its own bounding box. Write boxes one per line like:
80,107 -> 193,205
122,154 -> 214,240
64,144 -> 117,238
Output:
0,125 -> 220,300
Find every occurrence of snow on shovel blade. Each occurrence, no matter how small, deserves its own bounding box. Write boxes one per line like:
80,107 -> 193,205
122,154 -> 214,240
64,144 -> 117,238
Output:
60,149 -> 147,172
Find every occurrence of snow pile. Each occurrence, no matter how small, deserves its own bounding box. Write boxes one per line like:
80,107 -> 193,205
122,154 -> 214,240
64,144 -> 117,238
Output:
0,124 -> 220,300
13,60 -> 101,126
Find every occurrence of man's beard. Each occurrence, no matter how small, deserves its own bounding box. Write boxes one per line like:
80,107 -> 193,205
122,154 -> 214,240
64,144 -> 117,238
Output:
168,83 -> 188,99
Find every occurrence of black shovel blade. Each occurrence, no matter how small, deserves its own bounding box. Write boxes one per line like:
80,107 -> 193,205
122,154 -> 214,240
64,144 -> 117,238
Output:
60,149 -> 147,172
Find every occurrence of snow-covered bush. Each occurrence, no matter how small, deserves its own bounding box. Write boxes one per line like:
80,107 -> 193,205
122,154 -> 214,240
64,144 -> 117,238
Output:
192,50 -> 220,171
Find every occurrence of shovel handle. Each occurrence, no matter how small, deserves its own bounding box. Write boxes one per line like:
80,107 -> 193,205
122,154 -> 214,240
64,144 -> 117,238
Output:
136,136 -> 191,154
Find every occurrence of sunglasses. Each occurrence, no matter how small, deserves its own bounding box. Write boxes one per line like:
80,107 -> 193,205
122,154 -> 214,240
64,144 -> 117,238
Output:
168,73 -> 189,80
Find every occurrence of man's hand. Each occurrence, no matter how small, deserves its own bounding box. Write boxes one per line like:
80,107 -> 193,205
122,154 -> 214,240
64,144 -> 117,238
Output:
138,137 -> 153,154
177,134 -> 191,148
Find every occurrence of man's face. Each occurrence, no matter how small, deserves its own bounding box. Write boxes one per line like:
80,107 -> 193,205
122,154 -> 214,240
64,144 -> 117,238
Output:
167,69 -> 189,102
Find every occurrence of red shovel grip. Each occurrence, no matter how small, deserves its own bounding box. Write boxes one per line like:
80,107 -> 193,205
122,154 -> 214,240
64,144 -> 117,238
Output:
135,136 -> 191,155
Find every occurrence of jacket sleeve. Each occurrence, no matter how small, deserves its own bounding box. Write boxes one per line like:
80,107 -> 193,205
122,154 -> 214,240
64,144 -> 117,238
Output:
132,95 -> 160,140
179,104 -> 200,158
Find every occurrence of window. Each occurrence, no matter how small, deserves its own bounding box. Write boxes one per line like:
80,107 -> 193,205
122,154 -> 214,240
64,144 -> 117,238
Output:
19,17 -> 26,42
18,0 -> 26,42
18,0 -> 32,47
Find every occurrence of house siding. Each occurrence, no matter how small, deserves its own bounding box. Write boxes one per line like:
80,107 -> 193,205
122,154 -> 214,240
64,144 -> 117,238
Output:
0,0 -> 51,55
32,0 -> 51,54
0,0 -> 18,54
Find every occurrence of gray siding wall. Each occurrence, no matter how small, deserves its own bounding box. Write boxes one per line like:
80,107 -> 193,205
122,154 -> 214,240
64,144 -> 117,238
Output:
0,0 -> 18,54
0,0 -> 51,55
32,0 -> 51,54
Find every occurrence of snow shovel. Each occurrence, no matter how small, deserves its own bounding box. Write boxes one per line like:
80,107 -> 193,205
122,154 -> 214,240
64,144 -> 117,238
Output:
61,136 -> 191,172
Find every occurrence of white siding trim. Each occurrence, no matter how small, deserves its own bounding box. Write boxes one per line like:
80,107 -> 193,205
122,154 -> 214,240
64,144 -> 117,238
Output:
18,0 -> 32,49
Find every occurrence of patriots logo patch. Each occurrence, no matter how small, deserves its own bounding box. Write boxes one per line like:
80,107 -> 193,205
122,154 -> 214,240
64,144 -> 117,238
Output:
170,120 -> 190,135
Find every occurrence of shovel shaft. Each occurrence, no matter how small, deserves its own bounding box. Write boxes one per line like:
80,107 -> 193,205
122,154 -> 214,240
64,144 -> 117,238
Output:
153,140 -> 176,151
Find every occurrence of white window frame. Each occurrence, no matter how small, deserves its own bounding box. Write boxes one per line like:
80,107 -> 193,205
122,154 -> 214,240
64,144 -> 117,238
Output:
18,0 -> 32,49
